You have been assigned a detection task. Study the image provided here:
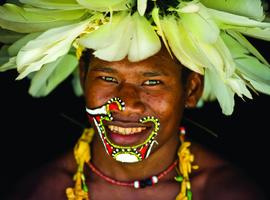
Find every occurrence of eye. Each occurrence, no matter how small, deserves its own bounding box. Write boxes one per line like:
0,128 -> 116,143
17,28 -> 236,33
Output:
100,76 -> 118,83
143,80 -> 161,86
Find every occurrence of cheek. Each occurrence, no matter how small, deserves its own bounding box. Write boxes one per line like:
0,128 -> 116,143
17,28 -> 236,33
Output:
142,90 -> 184,121
84,79 -> 114,108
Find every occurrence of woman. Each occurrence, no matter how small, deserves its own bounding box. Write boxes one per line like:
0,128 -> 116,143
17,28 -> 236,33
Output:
0,0 -> 269,199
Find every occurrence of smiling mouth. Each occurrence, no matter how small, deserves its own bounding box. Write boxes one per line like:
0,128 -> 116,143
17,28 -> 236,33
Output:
105,124 -> 151,146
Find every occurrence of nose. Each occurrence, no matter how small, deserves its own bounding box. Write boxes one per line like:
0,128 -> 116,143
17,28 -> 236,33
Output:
114,82 -> 145,117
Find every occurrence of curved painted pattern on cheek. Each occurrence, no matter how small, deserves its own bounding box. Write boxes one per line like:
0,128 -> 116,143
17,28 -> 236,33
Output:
85,97 -> 160,163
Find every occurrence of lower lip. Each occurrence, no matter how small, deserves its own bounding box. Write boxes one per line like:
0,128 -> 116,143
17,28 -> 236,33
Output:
106,128 -> 150,146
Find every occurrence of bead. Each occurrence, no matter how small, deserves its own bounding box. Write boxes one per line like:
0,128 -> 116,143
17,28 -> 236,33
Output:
152,176 -> 158,184
134,181 -> 140,189
180,127 -> 186,134
139,178 -> 152,188
175,175 -> 183,182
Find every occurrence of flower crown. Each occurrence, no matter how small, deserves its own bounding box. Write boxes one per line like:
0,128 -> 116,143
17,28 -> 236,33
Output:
0,0 -> 270,115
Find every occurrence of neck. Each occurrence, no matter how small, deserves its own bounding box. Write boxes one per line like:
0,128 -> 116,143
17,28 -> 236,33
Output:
90,132 -> 180,182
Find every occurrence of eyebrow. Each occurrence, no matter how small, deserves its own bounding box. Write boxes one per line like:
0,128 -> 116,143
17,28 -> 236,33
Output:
91,66 -> 117,73
142,71 -> 169,77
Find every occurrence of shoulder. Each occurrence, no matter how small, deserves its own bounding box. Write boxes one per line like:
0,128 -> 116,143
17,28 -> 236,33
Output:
204,164 -> 266,200
191,143 -> 266,200
6,150 -> 76,200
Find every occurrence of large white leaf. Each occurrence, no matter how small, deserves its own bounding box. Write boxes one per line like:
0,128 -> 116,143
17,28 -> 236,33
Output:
221,32 -> 270,85
226,30 -> 269,65
200,0 -> 264,21
245,78 -> 270,95
16,19 -> 90,79
205,68 -> 235,115
160,15 -> 204,74
79,12 -> 128,50
79,12 -> 133,61
29,54 -> 78,97
137,0 -> 147,16
213,36 -> 235,77
236,58 -> 270,85
227,76 -> 252,99
20,0 -> 83,10
76,0 -> 134,11
209,8 -> 270,28
152,7 -> 172,57
0,3 -> 87,33
128,12 -> 161,62
223,26 -> 270,41
178,3 -> 220,44
201,71 -> 216,101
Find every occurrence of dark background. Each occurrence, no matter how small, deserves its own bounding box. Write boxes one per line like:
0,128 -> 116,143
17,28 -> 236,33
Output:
0,0 -> 270,199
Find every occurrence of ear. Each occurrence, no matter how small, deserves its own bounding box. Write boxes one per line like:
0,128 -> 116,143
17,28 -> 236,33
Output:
185,72 -> 204,108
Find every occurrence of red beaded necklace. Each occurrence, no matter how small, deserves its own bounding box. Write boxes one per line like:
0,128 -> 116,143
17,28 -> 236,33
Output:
87,160 -> 178,189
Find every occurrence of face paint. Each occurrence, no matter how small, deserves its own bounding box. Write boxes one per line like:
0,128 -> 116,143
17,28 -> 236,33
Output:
86,97 -> 160,163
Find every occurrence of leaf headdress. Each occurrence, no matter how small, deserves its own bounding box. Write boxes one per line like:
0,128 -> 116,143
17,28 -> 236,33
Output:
1,0 -> 270,115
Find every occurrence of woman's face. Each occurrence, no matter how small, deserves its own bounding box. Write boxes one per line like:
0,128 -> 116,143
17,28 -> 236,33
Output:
81,48 -> 199,160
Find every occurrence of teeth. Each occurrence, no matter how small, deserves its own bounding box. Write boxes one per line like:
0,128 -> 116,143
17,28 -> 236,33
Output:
108,125 -> 146,135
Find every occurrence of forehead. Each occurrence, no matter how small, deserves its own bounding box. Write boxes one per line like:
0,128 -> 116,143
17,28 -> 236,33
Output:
89,47 -> 183,77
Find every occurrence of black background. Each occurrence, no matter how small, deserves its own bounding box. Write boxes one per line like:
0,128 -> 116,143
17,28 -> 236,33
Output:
0,0 -> 270,199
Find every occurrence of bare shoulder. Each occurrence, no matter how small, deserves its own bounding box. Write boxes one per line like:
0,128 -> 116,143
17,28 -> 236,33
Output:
6,150 -> 76,200
191,143 -> 266,200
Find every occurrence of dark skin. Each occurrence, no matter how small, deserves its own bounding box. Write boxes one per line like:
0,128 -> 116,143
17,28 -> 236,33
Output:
6,47 -> 266,200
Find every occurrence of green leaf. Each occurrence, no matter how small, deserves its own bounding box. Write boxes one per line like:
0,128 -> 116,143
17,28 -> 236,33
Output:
0,45 -> 10,65
0,3 -> 87,33
19,0 -> 83,10
16,19 -> 90,79
0,28 -> 25,44
76,0 -> 134,11
200,0 -> 264,21
0,56 -> 17,72
29,54 -> 78,97
72,67 -> 83,96
8,32 -> 41,56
